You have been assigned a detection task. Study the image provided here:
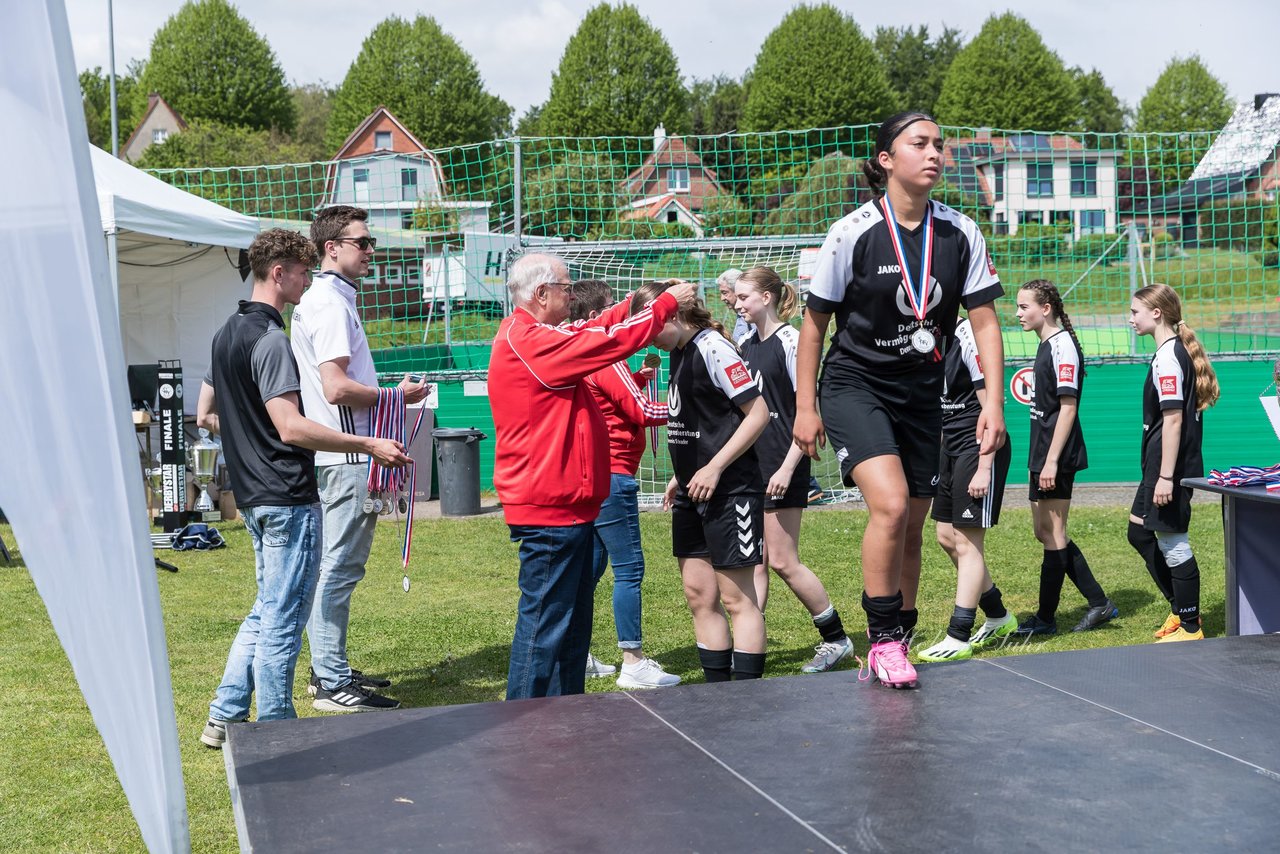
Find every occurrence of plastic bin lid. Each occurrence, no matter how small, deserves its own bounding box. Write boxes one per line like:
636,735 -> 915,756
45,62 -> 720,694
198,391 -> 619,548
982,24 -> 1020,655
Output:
431,427 -> 487,439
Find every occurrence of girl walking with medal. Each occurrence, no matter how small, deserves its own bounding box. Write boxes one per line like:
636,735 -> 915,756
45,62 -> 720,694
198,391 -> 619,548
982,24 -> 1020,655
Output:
1127,283 -> 1218,642
1013,279 -> 1117,636
794,111 -> 1006,689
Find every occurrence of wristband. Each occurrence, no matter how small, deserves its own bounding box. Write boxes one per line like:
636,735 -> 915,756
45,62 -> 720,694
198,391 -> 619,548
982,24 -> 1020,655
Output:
1158,474 -> 1173,481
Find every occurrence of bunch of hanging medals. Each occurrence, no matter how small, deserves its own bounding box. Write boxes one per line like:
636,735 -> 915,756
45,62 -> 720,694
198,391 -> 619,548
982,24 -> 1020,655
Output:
366,386 -> 427,592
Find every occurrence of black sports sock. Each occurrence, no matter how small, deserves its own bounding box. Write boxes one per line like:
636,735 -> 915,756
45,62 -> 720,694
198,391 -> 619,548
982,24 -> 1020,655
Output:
731,650 -> 766,680
1065,541 -> 1107,608
899,608 -> 919,639
978,584 -> 1007,620
1169,555 -> 1201,629
697,647 -> 733,683
1037,548 -> 1069,622
1128,522 -> 1174,606
862,590 -> 904,644
947,606 -> 978,643
813,608 -> 848,644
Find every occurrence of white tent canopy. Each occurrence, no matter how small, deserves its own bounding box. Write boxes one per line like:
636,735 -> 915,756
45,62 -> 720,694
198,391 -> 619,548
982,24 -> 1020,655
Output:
91,146 -> 259,410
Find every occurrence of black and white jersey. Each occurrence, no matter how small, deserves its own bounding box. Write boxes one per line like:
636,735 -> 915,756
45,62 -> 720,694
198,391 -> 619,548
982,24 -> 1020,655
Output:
1028,330 -> 1087,474
739,324 -> 806,476
807,199 -> 1003,378
940,318 -> 985,456
1141,337 -> 1204,480
667,328 -> 764,495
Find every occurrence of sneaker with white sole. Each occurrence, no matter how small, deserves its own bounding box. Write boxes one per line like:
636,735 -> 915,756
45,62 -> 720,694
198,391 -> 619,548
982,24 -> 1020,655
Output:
307,667 -> 391,697
802,637 -> 855,673
200,717 -> 242,749
970,613 -> 1019,650
858,638 -> 919,689
916,635 -> 973,663
312,679 -> 401,712
585,652 -> 617,679
616,658 -> 681,689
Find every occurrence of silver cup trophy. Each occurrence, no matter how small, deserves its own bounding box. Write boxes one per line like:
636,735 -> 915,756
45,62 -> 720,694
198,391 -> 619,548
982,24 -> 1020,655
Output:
188,428 -> 221,522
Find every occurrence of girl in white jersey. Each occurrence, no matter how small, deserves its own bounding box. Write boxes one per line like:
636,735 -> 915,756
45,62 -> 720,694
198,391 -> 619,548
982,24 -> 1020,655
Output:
1013,279 -> 1117,637
1128,283 -> 1219,642
631,281 -> 772,683
794,111 -> 1007,689
734,266 -> 854,673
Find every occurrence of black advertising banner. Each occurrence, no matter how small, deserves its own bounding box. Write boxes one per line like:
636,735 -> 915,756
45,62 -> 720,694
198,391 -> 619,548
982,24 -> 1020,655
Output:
157,360 -> 186,533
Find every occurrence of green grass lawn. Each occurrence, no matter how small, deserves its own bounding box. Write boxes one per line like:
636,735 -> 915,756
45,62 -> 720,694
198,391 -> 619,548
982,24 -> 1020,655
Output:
0,505 -> 1225,852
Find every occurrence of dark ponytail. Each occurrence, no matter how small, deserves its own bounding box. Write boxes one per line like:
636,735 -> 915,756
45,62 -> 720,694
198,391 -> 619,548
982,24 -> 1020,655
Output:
863,110 -> 936,195
1021,279 -> 1086,375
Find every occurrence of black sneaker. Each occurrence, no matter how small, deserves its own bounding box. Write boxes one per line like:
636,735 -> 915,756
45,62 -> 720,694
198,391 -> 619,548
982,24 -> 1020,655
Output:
1012,614 -> 1057,636
313,679 -> 401,713
1072,599 -> 1119,632
307,667 -> 391,696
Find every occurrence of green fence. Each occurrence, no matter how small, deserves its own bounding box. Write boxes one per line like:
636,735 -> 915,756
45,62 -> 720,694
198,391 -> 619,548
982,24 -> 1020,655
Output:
149,121 -> 1280,496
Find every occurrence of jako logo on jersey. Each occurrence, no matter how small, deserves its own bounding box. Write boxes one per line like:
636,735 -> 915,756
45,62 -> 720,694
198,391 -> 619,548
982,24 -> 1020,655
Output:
725,362 -> 752,389
1058,364 -> 1075,383
877,264 -> 902,275
1159,375 -> 1177,396
668,384 -> 681,416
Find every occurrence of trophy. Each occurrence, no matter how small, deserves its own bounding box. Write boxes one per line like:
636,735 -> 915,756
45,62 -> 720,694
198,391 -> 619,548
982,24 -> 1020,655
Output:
146,457 -> 165,521
188,429 -> 222,522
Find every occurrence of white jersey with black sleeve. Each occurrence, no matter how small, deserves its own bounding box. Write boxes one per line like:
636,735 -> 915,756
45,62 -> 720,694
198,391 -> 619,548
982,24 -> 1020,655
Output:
739,324 -> 808,479
1028,330 -> 1088,474
940,318 -> 986,456
667,328 -> 764,496
806,198 -> 1002,379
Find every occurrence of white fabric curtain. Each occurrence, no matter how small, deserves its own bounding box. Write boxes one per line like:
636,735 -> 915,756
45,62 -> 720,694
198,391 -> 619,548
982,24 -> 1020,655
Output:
0,3 -> 190,853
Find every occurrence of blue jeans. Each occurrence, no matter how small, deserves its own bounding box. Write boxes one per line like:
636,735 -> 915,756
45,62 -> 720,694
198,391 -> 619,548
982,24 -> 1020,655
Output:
591,473 -> 644,649
209,503 -> 321,722
307,464 -> 377,691
506,523 -> 595,699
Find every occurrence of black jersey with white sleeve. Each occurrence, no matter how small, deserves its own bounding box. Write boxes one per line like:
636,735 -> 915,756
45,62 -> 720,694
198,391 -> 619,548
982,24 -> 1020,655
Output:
940,318 -> 985,456
806,199 -> 1002,378
739,324 -> 806,476
1028,330 -> 1087,473
1141,337 -> 1204,480
667,328 -> 764,495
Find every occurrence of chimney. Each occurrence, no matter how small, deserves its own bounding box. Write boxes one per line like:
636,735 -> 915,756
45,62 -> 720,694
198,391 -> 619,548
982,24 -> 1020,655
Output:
653,123 -> 667,152
1255,93 -> 1278,111
975,126 -> 992,143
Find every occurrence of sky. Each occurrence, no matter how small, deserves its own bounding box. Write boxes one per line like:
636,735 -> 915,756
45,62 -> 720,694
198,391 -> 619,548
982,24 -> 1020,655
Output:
65,0 -> 1279,120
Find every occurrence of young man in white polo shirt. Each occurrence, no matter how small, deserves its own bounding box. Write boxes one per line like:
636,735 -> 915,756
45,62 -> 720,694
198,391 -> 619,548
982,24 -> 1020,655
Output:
291,205 -> 428,712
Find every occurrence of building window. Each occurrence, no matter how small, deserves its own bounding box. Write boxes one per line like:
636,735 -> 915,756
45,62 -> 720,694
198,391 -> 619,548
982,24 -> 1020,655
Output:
401,168 -> 418,202
991,163 -> 1004,201
666,210 -> 679,224
152,128 -> 168,144
667,168 -> 690,192
1053,210 -> 1073,226
407,262 -> 423,285
375,130 -> 392,150
1079,210 -> 1106,234
1026,162 -> 1053,198
401,212 -> 415,230
1070,161 -> 1098,197
384,265 -> 402,285
353,168 -> 369,203
1018,210 -> 1044,226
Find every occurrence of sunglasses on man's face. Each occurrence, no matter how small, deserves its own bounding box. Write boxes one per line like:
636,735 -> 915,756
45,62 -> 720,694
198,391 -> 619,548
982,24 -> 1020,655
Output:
334,236 -> 377,251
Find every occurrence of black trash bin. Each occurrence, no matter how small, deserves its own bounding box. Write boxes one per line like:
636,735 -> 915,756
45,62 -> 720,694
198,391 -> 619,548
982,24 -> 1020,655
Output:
432,428 -> 487,517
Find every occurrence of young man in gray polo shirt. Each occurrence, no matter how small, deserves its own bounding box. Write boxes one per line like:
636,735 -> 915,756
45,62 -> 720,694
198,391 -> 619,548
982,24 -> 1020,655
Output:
198,229 -> 409,747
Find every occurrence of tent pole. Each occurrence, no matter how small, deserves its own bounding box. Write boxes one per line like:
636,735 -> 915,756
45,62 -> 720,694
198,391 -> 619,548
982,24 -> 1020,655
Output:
108,0 -> 118,157
107,228 -> 119,315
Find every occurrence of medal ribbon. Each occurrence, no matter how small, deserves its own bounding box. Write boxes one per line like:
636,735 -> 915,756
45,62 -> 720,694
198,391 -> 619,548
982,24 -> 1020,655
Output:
367,388 -> 429,579
880,196 -> 935,327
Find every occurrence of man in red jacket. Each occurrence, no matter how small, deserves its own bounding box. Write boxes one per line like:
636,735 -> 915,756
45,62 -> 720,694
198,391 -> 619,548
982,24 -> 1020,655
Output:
489,253 -> 695,699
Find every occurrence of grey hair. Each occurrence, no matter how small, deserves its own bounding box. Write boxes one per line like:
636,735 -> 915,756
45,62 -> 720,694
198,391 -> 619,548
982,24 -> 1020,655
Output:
507,253 -> 567,304
716,268 -> 743,291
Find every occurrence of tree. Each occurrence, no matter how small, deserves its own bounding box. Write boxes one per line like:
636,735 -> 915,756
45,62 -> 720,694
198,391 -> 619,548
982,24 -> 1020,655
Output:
289,83 -> 335,162
134,120 -> 311,169
1070,67 -> 1127,134
327,15 -> 512,152
137,0 -> 295,133
934,13 -> 1077,129
1135,55 -> 1233,132
742,4 -> 896,132
79,63 -> 142,151
763,152 -> 868,234
700,192 -> 755,237
515,103 -> 545,137
520,152 -> 626,239
689,75 -> 748,136
541,3 -> 688,137
873,24 -> 962,116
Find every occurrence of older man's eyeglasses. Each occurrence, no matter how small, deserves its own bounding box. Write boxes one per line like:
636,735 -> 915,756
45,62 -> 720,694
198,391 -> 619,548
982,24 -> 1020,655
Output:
334,236 -> 377,251
544,281 -> 573,291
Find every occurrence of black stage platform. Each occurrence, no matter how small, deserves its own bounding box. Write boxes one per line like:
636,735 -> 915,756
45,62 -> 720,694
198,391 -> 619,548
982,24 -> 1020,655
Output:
225,635 -> 1280,852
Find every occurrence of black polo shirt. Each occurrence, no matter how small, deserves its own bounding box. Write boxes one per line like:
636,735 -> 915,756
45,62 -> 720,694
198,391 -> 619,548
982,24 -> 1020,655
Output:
208,301 -> 319,508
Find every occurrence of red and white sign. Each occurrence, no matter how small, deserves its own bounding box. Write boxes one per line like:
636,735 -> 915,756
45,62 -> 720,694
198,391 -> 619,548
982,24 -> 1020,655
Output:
1010,367 -> 1035,405
725,362 -> 752,389
1058,364 -> 1075,383
1159,375 -> 1178,396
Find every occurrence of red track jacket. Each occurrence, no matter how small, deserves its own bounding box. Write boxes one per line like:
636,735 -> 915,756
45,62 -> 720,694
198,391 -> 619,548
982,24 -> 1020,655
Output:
488,292 -> 678,525
585,361 -> 668,477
